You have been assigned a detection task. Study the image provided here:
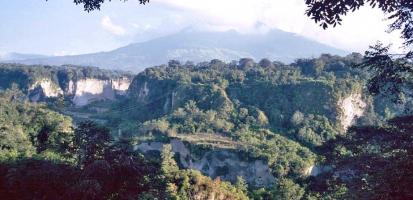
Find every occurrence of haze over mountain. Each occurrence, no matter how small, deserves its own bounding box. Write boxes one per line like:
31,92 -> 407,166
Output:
0,52 -> 48,61
5,28 -> 347,72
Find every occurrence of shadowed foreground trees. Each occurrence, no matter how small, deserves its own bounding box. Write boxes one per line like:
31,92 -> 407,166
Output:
0,120 -> 166,199
0,118 -> 248,200
309,116 -> 413,199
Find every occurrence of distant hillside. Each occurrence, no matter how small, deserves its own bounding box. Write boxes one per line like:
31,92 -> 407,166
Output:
10,29 -> 347,72
0,52 -> 48,61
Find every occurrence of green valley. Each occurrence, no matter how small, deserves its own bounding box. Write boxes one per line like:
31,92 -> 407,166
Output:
1,53 -> 411,199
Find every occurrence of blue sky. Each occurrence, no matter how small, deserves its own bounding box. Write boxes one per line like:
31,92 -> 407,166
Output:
0,0 -> 404,56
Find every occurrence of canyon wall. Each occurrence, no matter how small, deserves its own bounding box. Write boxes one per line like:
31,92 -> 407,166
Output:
28,77 -> 131,106
134,139 -> 276,187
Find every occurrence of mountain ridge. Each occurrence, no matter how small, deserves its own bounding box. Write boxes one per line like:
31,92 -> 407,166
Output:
3,28 -> 348,72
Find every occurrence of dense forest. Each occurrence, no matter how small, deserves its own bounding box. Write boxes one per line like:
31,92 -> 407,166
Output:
1,52 -> 412,199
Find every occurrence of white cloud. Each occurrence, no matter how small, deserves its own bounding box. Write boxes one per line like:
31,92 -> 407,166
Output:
53,51 -> 77,56
155,0 -> 404,53
101,16 -> 126,36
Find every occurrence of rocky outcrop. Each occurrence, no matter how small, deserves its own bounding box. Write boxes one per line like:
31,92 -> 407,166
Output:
112,78 -> 131,94
137,81 -> 150,101
338,93 -> 367,130
72,79 -> 115,106
134,139 -> 276,187
28,79 -> 63,101
305,165 -> 333,177
28,78 -> 131,106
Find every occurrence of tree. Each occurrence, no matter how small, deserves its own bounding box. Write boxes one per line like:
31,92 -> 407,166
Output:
239,58 -> 255,69
272,178 -> 305,200
73,121 -> 112,167
235,176 -> 248,194
161,144 -> 179,178
358,42 -> 413,102
315,116 -> 413,199
259,58 -> 274,68
48,0 -> 150,12
305,0 -> 413,102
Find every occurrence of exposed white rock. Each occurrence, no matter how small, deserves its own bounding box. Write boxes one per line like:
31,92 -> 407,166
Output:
29,79 -> 63,98
305,165 -> 314,176
137,81 -> 150,101
27,77 -> 131,106
72,79 -> 114,106
339,93 -> 367,130
66,80 -> 75,95
111,78 -> 131,94
134,142 -> 164,152
135,139 -> 276,186
70,78 -> 131,106
305,165 -> 333,176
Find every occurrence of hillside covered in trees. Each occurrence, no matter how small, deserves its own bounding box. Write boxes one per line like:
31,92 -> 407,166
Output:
1,53 -> 412,199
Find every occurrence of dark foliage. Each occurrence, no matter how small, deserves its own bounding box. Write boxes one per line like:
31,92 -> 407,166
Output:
306,1 -> 413,104
356,43 -> 413,102
51,0 -> 150,11
312,116 -> 413,199
73,121 -> 112,167
0,159 -> 79,200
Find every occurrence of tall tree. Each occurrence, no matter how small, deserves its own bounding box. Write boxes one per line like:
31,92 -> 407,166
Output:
161,144 -> 179,178
73,121 -> 112,167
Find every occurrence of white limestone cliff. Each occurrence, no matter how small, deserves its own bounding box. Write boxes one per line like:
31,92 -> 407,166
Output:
338,93 -> 367,130
72,78 -> 131,106
134,139 -> 276,187
29,79 -> 63,97
29,77 -> 131,106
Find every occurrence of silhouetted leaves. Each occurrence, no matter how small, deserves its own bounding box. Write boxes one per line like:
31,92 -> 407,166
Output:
67,0 -> 149,12
355,42 -> 413,102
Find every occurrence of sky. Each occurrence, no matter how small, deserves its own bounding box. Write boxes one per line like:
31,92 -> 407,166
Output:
0,0 -> 405,56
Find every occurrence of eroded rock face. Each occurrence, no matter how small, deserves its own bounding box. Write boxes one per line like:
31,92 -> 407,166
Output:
29,79 -> 63,97
338,93 -> 367,130
137,81 -> 150,101
112,78 -> 131,94
72,78 -> 131,106
28,78 -> 131,106
72,79 -> 114,106
134,139 -> 276,187
305,165 -> 333,177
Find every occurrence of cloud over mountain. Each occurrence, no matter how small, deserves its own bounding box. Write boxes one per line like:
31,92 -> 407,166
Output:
9,28 -> 347,72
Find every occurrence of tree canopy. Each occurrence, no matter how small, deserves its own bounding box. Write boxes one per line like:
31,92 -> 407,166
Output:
305,1 -> 413,102
47,0 -> 149,12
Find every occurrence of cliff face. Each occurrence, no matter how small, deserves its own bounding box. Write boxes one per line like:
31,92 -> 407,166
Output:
135,139 -> 276,187
128,73 -> 366,132
71,78 -> 131,106
125,66 -> 369,185
28,78 -> 131,106
28,79 -> 63,101
338,93 -> 367,130
0,64 -> 133,106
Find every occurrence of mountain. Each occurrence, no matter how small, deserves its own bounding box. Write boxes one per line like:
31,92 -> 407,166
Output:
9,28 -> 347,72
0,52 -> 48,61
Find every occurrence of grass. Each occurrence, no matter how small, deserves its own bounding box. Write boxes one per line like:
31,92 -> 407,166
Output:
174,133 -> 245,150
